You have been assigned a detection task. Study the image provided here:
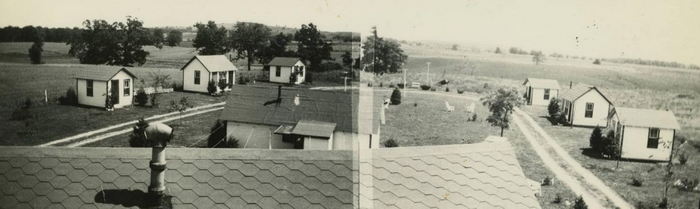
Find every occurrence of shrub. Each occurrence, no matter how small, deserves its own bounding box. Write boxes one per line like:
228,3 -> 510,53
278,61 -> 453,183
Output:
414,103 -> 417,107
483,83 -> 489,89
171,82 -> 183,91
590,127 -> 603,154
383,139 -> 399,148
217,81 -> 228,92
631,177 -> 643,187
658,198 -> 668,209
389,84 -> 395,88
457,89 -> 464,94
470,114 -> 477,122
420,85 -> 431,90
390,88 -> 402,105
593,59 -> 601,65
541,176 -> 552,186
678,178 -> 699,192
10,108 -> 31,121
238,75 -> 250,85
22,98 -> 32,109
552,193 -> 562,204
547,99 -> 560,122
573,196 -> 587,209
678,152 -> 688,165
150,93 -> 160,108
207,81 -> 217,95
58,88 -> 78,105
207,120 -> 227,148
379,82 -> 383,88
445,87 -> 450,92
430,87 -> 436,91
134,88 -> 148,106
397,83 -> 405,88
129,118 -> 149,147
635,201 -> 656,209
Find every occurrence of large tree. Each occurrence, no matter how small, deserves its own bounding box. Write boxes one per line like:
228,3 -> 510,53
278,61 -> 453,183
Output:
68,17 -> 151,66
361,35 -> 407,74
532,51 -> 545,65
294,23 -> 332,71
481,88 -> 525,136
165,30 -> 182,46
27,27 -> 44,64
259,32 -> 296,64
150,28 -> 165,49
230,22 -> 271,71
192,21 -> 229,55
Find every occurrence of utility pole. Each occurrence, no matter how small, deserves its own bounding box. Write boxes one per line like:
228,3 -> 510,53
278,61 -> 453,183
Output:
426,62 -> 431,85
403,68 -> 407,90
372,26 -> 378,74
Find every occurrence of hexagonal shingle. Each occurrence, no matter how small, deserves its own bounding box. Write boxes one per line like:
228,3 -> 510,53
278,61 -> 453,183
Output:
64,183 -> 86,196
97,170 -> 119,182
177,177 -> 198,190
178,163 -> 198,176
240,190 -> 263,204
209,190 -> 230,204
177,190 -> 199,203
208,163 -> 228,176
46,189 -> 69,203
114,163 -> 137,176
80,176 -> 102,189
239,164 -> 260,176
113,176 -> 136,188
192,183 -> 215,196
17,175 -> 39,188
192,170 -> 214,183
50,176 -> 71,188
67,169 -> 88,182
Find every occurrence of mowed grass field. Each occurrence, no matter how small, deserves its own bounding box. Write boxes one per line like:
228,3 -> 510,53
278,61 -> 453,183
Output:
522,106 -> 700,209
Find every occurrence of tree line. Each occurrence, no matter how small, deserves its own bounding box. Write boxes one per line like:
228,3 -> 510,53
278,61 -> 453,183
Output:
0,25 -> 183,46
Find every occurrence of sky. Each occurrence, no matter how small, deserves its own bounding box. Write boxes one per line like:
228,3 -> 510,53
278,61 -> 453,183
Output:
1,0 -> 698,64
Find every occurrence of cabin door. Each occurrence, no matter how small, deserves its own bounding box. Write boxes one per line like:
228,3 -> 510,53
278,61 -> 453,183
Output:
111,80 -> 120,104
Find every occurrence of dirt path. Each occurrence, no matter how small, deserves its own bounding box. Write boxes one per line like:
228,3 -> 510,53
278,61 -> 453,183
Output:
513,108 -> 633,209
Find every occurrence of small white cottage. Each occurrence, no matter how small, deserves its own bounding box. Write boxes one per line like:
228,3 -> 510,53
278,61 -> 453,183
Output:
523,78 -> 560,106
266,57 -> 305,84
181,55 -> 237,93
608,107 -> 681,161
559,86 -> 613,127
75,67 -> 137,109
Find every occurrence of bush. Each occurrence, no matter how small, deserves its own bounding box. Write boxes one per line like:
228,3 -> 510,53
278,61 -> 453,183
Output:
10,108 -> 31,121
217,81 -> 228,92
238,75 -> 251,85
207,120 -> 227,148
420,85 -> 431,91
467,114 -> 478,122
390,88 -> 402,105
590,127 -> 603,154
658,198 -> 668,209
635,201 -> 656,209
677,178 -> 699,192
631,177 -> 643,187
573,196 -> 587,209
430,87 -> 436,91
207,81 -> 217,95
547,99 -> 560,122
678,152 -> 688,165
379,82 -> 383,88
129,118 -> 149,147
397,83 -> 405,88
593,59 -> 601,65
58,88 -> 78,105
170,82 -> 183,91
389,84 -> 395,88
552,193 -> 562,204
383,139 -> 399,148
445,87 -> 450,92
457,89 -> 464,94
541,176 -> 552,186
134,88 -> 148,106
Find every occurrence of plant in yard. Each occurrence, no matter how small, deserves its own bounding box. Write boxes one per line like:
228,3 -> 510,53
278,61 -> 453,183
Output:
414,103 -> 418,107
169,97 -> 193,125
218,81 -> 228,92
129,118 -> 149,147
541,176 -> 552,186
390,88 -> 402,105
420,85 -> 431,90
134,88 -> 148,106
104,93 -> 114,111
430,87 -> 436,91
58,88 -> 78,105
658,197 -> 668,209
552,193 -> 562,204
457,89 -> 464,94
678,152 -> 688,165
481,88 -> 524,137
150,73 -> 171,107
573,196 -> 587,209
207,80 -> 218,95
10,104 -> 32,121
602,135 -> 620,159
207,120 -> 227,148
468,113 -> 478,122
383,139 -> 399,148
590,127 -> 604,155
379,82 -> 383,88
445,87 -> 450,92
631,177 -> 643,187
677,178 -> 699,192
547,99 -> 560,124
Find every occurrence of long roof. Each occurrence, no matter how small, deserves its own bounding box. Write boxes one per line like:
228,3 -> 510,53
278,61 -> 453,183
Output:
181,55 -> 237,72
559,86 -> 612,104
365,137 -> 541,209
74,67 -> 137,81
267,57 -> 303,67
523,78 -> 560,89
291,120 -> 337,138
614,107 -> 681,129
0,146 -> 353,208
220,86 -> 380,134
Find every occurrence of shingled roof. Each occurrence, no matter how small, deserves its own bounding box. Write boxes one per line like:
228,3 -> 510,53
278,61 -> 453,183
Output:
267,57 -> 303,67
362,137 -> 541,209
220,86 -> 380,134
613,107 -> 681,130
74,67 -> 137,81
523,78 -> 560,89
181,55 -> 237,72
0,147 -> 354,208
559,85 -> 611,104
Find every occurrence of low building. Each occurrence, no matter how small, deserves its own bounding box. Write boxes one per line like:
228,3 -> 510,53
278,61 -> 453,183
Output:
523,78 -> 560,106
220,86 -> 381,150
559,86 -> 613,127
608,107 -> 681,161
266,57 -> 305,84
181,55 -> 237,93
75,67 -> 137,109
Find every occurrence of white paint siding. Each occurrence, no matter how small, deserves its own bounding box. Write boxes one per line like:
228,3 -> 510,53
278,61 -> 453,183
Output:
225,121 -> 365,150
77,79 -> 107,108
304,136 -> 333,150
527,87 -> 558,106
620,126 -> 674,161
182,59 -> 211,93
269,61 -> 305,84
569,90 -> 610,127
110,71 -> 134,108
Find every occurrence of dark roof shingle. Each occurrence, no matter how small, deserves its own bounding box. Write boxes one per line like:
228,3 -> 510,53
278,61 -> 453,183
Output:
267,57 -> 303,66
74,67 -> 137,81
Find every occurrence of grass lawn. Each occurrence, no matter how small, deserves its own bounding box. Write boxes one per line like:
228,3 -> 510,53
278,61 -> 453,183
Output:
0,91 -> 226,146
521,106 -> 700,208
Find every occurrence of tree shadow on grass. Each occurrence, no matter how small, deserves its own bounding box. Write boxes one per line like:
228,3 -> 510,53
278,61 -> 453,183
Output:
580,147 -> 607,160
539,116 -> 559,126
94,189 -> 172,209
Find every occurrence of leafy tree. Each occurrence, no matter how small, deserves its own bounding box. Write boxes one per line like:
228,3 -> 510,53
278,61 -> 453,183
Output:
149,73 -> 171,107
165,30 -> 182,47
495,47 -> 502,54
134,87 -> 148,106
68,17 -> 151,66
481,88 -> 524,136
169,96 -> 193,125
593,59 -> 601,65
532,51 -> 545,65
129,118 -> 149,147
590,127 -> 603,154
390,88 -> 402,105
259,32 -> 295,64
207,80 -> 218,95
547,99 -> 560,123
573,196 -> 588,209
362,34 -> 407,74
294,23 -> 332,72
28,28 -> 44,64
341,51 -> 353,68
230,22 -> 271,71
451,44 -> 459,50
192,21 -> 229,55
150,28 -> 164,49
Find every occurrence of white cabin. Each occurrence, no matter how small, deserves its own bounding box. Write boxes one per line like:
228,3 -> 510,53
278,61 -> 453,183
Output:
559,86 -> 613,127
75,67 -> 137,109
181,55 -> 237,93
523,78 -> 560,106
608,107 -> 680,161
266,57 -> 305,84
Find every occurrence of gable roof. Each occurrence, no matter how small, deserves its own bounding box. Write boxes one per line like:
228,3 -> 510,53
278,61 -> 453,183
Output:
560,86 -> 612,104
267,57 -> 303,67
291,120 -> 337,138
181,55 -> 237,72
74,67 -> 137,81
365,138 -> 541,209
523,78 -> 560,89
0,147 -> 353,209
220,86 -> 380,134
614,107 -> 681,129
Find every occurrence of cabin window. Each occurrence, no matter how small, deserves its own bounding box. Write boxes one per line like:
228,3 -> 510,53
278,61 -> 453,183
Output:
194,70 -> 201,85
275,66 -> 281,77
299,66 -> 304,77
123,79 -> 131,96
86,80 -> 93,97
543,89 -> 550,100
585,103 -> 594,118
228,71 -> 233,84
647,128 -> 660,149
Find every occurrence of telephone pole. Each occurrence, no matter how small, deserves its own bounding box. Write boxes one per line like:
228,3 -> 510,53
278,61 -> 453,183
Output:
372,26 -> 378,74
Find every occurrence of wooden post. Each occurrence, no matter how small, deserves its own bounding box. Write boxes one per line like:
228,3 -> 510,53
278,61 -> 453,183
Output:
44,89 -> 48,104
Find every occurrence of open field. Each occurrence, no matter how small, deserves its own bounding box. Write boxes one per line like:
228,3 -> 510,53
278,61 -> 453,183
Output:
522,106 -> 700,209
0,92 -> 226,146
